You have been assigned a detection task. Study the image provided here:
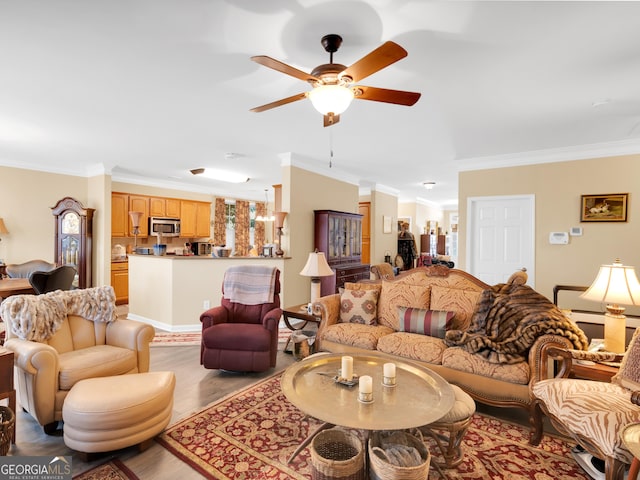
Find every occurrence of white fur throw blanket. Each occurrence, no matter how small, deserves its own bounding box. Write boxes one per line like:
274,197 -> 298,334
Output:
0,286 -> 116,342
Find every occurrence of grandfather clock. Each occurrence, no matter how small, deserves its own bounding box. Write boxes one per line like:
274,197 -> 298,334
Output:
52,197 -> 95,289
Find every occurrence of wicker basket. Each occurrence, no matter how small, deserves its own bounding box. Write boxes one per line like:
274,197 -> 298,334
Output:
0,406 -> 15,455
368,430 -> 430,480
311,428 -> 365,480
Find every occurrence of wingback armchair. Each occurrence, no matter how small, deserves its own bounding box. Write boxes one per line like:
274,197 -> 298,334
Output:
1,286 -> 154,433
531,328 -> 640,480
200,266 -> 281,373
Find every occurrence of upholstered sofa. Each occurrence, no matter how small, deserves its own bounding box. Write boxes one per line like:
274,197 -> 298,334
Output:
1,286 -> 155,433
314,266 -> 589,412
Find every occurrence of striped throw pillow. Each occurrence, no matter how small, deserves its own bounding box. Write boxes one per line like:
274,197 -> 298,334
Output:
397,307 -> 455,338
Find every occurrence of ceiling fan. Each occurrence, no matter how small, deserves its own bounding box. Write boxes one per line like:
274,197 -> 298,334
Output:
250,34 -> 421,127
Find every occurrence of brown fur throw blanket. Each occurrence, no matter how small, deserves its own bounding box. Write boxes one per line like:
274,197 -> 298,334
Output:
0,286 -> 116,342
445,282 -> 588,364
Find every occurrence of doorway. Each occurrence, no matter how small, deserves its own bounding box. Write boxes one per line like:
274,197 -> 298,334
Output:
466,195 -> 535,287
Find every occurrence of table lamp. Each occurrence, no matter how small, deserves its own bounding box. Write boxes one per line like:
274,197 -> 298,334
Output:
580,258 -> 640,353
129,211 -> 143,251
300,250 -> 334,303
274,212 -> 287,257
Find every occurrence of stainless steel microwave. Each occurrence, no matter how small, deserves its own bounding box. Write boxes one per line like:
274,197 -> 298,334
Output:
149,217 -> 181,237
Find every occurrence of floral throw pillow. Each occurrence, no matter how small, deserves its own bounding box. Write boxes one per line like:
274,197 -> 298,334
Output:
340,288 -> 379,325
397,307 -> 455,338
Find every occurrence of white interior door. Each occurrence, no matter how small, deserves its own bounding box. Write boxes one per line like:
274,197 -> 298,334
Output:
466,195 -> 535,287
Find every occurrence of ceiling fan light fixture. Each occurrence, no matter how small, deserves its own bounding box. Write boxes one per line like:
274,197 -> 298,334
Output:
190,168 -> 249,183
308,84 -> 354,115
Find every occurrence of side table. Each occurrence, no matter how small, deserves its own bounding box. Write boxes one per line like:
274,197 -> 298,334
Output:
0,348 -> 15,444
281,304 -> 321,353
571,361 -> 619,382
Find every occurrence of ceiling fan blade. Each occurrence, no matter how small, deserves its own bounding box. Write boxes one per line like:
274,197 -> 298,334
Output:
250,92 -> 307,113
324,113 -> 340,127
354,85 -> 421,106
340,41 -> 408,83
251,55 -> 320,83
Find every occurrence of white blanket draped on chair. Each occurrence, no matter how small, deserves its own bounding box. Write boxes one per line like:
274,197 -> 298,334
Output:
223,265 -> 277,305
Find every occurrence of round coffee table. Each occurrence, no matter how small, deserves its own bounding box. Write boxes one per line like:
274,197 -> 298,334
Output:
281,352 -> 455,464
622,423 -> 640,479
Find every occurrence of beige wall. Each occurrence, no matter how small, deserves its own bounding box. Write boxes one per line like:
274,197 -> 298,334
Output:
282,164 -> 360,306
87,174 -> 112,286
370,190 -> 398,265
0,166 -> 90,266
458,154 -> 640,311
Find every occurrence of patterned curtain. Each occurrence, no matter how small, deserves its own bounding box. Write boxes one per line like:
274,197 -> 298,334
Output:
213,197 -> 226,245
255,202 -> 266,252
235,200 -> 250,256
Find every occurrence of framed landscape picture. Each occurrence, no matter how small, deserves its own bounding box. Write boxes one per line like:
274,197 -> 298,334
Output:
581,193 -> 628,222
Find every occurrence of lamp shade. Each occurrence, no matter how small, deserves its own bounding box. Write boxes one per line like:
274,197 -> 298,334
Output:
0,218 -> 8,235
129,211 -> 144,228
581,259 -> 640,306
308,85 -> 354,115
274,212 -> 287,229
300,251 -> 334,277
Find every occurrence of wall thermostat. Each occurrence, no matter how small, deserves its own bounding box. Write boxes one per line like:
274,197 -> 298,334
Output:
570,227 -> 583,236
549,232 -> 569,244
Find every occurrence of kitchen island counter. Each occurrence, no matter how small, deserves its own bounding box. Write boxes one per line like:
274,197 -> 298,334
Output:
128,254 -> 289,331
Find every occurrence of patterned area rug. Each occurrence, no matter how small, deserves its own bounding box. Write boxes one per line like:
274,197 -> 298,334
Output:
151,331 -> 201,347
157,373 -> 590,480
73,459 -> 139,480
151,329 -> 291,347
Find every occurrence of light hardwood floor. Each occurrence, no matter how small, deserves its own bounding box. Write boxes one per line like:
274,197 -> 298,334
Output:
8,341 -> 297,478
6,337 -> 553,479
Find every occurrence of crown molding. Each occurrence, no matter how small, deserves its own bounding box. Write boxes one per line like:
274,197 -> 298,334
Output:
0,158 -> 88,178
456,138 -> 640,172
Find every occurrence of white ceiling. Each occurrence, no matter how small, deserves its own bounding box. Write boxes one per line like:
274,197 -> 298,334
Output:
1,1 -> 640,208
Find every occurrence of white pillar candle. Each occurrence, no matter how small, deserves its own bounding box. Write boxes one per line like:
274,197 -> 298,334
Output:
341,356 -> 353,380
383,362 -> 396,387
383,363 -> 396,378
359,375 -> 373,394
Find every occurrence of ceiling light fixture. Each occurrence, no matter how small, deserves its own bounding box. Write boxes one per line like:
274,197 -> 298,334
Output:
190,168 -> 249,183
255,189 -> 275,222
308,85 -> 354,116
423,182 -> 436,190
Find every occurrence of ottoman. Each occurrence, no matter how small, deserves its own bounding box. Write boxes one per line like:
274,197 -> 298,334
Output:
62,371 -> 175,457
420,385 -> 476,468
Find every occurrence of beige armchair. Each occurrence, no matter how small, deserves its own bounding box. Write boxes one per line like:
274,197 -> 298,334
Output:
1,286 -> 154,433
531,328 -> 640,480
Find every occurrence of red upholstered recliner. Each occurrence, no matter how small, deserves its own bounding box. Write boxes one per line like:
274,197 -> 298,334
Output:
200,267 -> 282,372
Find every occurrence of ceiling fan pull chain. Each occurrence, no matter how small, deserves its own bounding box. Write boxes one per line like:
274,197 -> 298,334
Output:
329,129 -> 334,168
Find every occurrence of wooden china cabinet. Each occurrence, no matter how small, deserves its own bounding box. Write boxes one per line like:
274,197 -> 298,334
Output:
52,197 -> 95,289
314,210 -> 370,296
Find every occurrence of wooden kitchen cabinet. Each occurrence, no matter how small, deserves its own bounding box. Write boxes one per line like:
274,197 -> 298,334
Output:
111,193 -> 129,237
111,261 -> 129,305
166,198 -> 181,217
196,202 -> 211,237
149,197 -> 181,218
149,197 -> 165,217
180,200 -> 211,238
